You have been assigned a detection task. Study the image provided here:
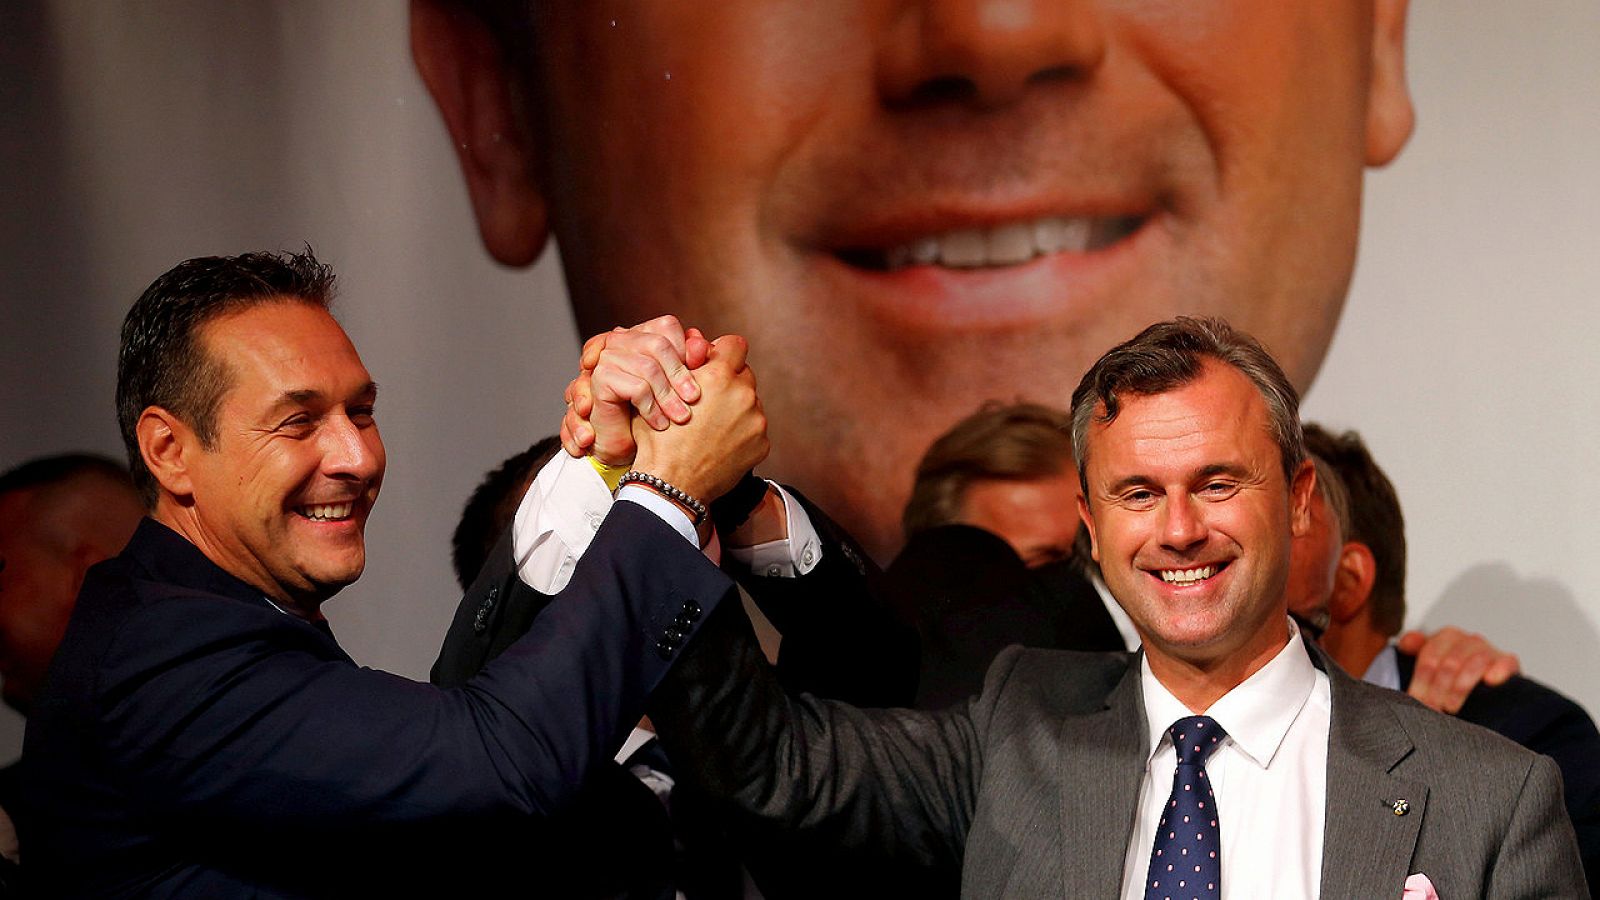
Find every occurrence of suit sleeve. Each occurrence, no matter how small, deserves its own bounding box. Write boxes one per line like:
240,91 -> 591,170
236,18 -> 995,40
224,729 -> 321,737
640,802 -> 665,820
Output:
99,503 -> 735,831
650,588 -> 1001,871
1484,753 -> 1590,898
731,486 -> 920,708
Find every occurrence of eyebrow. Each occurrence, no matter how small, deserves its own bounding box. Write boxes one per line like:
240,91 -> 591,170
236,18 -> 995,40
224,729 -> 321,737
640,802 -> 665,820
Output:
1104,462 -> 1248,495
269,381 -> 379,413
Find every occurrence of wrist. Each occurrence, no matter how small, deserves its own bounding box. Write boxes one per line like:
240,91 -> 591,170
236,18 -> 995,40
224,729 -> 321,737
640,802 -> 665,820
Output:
726,486 -> 787,547
618,470 -> 708,527
589,455 -> 631,492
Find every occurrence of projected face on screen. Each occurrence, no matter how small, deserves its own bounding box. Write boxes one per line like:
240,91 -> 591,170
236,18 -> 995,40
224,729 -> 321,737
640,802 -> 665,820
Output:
415,0 -> 1413,558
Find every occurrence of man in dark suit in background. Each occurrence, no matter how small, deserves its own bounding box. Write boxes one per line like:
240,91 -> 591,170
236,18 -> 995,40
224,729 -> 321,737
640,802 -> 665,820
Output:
21,249 -> 765,896
0,455 -> 143,883
893,403 -> 1126,708
1289,422 -> 1600,892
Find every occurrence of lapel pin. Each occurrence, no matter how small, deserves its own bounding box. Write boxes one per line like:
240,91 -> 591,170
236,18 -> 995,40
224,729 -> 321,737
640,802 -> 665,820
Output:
1390,798 -> 1410,816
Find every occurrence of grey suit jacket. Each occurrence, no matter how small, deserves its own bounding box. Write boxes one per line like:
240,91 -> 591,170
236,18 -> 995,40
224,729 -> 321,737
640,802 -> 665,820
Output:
653,599 -> 1588,898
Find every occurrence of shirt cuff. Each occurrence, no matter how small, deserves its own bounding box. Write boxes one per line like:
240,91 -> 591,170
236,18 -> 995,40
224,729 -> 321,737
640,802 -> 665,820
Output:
617,485 -> 699,547
725,482 -> 822,578
511,451 -> 613,593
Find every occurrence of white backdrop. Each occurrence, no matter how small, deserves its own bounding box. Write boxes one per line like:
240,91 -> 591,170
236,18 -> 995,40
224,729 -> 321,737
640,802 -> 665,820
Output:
1,2 -> 1596,760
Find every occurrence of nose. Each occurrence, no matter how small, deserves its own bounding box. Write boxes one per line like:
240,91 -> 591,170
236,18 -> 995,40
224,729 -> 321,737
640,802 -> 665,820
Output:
1160,494 -> 1207,554
321,415 -> 384,485
878,0 -> 1107,108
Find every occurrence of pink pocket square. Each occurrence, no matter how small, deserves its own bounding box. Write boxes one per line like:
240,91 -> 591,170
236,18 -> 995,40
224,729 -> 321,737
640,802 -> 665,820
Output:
1402,873 -> 1439,899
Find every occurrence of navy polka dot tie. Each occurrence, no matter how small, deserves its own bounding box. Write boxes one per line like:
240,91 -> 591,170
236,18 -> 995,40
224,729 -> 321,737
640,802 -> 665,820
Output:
1144,715 -> 1226,900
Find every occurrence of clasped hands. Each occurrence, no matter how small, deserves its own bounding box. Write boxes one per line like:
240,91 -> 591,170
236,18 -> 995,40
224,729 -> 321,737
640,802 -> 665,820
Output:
561,316 -> 771,541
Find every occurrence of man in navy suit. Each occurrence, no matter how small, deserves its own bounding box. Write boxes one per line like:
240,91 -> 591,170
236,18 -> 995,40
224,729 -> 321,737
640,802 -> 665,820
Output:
20,249 -> 766,896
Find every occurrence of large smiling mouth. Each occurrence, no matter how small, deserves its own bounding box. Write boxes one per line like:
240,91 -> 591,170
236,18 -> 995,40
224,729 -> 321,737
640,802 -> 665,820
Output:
838,214 -> 1144,272
1156,563 -> 1227,586
295,502 -> 354,523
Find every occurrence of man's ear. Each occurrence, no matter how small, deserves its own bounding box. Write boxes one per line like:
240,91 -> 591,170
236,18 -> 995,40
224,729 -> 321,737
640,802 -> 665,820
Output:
411,0 -> 549,266
1365,0 -> 1414,166
1076,493 -> 1100,562
1328,541 -> 1377,624
136,407 -> 197,503
1289,459 -> 1317,538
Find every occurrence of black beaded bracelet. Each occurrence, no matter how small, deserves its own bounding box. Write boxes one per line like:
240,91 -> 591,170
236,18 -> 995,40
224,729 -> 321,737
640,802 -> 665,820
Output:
617,470 -> 708,527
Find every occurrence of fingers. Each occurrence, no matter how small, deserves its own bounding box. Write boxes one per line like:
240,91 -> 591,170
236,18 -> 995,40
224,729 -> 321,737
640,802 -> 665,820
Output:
684,327 -> 711,369
584,321 -> 702,415
568,321 -> 746,475
578,330 -> 615,373
561,375 -> 596,457
708,333 -> 749,372
1483,652 -> 1519,687
1404,626 -> 1515,714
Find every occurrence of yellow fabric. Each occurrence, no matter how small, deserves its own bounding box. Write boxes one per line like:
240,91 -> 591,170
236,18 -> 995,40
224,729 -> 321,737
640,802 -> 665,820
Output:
589,456 -> 629,492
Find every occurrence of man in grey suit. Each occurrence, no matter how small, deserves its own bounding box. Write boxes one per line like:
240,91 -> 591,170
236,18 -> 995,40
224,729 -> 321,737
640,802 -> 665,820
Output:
550,316 -> 1583,897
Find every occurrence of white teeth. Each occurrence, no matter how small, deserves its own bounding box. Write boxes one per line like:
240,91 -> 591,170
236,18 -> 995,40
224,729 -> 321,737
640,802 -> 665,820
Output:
985,222 -> 1035,265
1159,565 -> 1217,585
881,215 -> 1136,271
940,229 -> 988,267
300,502 -> 353,522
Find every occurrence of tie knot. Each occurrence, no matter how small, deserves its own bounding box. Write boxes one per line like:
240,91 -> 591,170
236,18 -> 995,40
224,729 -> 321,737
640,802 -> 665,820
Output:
1168,715 -> 1226,767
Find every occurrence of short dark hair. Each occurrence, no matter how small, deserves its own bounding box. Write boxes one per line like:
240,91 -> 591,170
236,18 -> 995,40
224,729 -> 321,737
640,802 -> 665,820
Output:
1303,423 -> 1407,636
0,454 -> 132,500
116,248 -> 336,506
1069,317 -> 1305,490
451,437 -> 563,591
902,403 -> 1075,539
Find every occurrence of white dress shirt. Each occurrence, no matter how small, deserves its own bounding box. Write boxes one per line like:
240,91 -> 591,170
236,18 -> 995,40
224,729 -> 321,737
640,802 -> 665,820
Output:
509,451 -> 822,593
1089,568 -> 1143,651
1120,621 -> 1332,900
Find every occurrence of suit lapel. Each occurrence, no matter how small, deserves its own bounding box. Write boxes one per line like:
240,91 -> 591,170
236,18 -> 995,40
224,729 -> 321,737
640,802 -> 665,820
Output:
1316,644 -> 1428,897
1060,658 -> 1148,896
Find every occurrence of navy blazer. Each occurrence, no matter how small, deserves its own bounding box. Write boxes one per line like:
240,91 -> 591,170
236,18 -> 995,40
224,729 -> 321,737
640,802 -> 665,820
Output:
22,508 -> 731,897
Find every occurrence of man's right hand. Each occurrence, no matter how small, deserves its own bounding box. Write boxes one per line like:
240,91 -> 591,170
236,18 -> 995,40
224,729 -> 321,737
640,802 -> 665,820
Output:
631,334 -> 768,503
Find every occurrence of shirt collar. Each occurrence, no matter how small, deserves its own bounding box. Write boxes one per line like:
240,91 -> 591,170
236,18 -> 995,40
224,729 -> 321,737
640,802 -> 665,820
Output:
1140,618 -> 1319,769
1363,643 -> 1403,691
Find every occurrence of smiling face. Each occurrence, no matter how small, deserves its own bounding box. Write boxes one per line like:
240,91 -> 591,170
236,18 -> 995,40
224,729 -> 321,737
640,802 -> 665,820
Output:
416,0 -> 1411,557
160,302 -> 384,611
1079,362 -> 1313,684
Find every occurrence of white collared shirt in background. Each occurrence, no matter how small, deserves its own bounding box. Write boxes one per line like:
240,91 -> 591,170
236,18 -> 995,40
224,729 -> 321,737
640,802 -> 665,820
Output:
510,451 -> 822,593
1120,620 -> 1331,900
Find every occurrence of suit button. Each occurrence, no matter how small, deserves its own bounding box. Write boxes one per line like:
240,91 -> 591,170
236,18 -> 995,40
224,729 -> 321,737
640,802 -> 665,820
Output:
682,600 -> 701,619
655,640 -> 674,660
663,627 -> 685,645
472,586 -> 499,634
